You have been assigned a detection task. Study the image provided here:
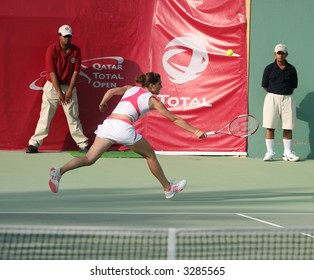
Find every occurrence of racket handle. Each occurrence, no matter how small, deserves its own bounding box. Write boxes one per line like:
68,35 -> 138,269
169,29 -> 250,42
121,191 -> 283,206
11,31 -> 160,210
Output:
206,131 -> 216,136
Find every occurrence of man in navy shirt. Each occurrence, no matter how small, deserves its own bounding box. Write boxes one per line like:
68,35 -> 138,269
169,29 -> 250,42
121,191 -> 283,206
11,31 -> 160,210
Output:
261,43 -> 299,161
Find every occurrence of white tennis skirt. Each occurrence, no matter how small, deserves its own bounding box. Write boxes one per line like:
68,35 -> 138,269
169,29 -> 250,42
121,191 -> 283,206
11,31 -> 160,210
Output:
95,118 -> 142,146
263,93 -> 296,130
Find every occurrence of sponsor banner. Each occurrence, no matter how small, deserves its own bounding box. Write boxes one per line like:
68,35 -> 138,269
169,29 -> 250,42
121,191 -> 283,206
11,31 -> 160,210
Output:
141,0 -> 248,153
0,0 -> 247,153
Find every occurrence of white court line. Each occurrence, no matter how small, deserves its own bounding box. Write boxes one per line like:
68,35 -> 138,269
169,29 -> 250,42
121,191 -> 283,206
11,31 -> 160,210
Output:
1,212 -> 314,215
236,213 -> 284,228
301,232 -> 314,238
237,213 -> 314,239
2,212 -> 314,237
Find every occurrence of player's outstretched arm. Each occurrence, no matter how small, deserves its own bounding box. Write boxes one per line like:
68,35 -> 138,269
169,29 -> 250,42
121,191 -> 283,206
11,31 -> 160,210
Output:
149,97 -> 206,138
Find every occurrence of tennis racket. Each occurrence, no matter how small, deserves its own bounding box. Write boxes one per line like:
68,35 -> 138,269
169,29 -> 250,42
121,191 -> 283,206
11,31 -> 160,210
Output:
206,114 -> 259,138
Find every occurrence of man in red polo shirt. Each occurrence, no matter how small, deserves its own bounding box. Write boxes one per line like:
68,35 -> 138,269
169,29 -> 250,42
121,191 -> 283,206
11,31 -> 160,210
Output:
26,25 -> 89,153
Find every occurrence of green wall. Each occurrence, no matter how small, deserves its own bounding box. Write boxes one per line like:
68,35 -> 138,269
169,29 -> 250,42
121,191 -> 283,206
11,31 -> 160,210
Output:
248,0 -> 314,159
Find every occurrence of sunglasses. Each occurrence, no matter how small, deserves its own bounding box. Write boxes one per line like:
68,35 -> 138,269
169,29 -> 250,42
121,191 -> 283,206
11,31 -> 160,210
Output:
62,35 -> 72,39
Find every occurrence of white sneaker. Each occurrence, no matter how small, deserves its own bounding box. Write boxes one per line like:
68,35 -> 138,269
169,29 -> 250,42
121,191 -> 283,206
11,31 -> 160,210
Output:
165,179 -> 187,199
263,151 -> 275,161
283,152 -> 300,162
49,167 -> 61,193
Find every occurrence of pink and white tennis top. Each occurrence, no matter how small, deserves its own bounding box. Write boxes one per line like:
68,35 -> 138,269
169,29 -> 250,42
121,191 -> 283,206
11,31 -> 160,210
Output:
111,86 -> 154,122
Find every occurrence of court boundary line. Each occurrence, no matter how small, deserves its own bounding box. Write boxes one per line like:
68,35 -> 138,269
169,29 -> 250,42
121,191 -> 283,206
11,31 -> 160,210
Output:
1,212 -> 314,215
237,213 -> 283,228
236,213 -> 314,238
1,223 -> 314,232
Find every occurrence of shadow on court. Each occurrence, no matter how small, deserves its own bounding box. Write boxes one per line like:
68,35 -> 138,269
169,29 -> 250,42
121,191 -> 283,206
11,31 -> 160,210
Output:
1,187 -> 314,228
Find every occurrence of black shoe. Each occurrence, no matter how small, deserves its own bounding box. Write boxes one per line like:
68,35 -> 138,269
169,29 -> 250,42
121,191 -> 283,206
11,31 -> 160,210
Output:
26,145 -> 38,153
80,146 -> 89,153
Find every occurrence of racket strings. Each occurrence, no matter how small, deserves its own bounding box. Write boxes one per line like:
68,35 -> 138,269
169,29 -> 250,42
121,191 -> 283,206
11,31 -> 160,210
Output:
229,116 -> 258,137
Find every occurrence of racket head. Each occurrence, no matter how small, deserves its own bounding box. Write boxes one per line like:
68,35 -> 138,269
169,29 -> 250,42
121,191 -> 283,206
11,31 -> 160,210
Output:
228,114 -> 259,137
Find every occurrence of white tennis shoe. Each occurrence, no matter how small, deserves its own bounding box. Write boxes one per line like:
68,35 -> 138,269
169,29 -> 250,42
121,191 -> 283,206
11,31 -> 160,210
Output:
283,152 -> 300,162
263,151 -> 275,161
165,179 -> 187,199
49,167 -> 61,193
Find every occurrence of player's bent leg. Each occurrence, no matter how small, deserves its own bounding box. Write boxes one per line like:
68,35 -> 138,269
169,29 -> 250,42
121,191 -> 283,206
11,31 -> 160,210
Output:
62,136 -> 112,174
129,138 -> 170,190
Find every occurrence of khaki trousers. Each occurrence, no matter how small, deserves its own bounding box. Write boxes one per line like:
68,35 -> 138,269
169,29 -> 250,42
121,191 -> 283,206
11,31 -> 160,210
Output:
29,81 -> 88,149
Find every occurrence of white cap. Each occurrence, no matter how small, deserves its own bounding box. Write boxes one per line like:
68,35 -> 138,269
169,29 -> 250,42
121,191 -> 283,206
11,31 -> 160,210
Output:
58,25 -> 72,36
274,43 -> 287,54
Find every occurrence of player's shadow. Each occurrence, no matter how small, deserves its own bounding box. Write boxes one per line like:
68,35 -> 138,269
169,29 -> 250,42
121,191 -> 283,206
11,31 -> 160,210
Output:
296,91 -> 314,158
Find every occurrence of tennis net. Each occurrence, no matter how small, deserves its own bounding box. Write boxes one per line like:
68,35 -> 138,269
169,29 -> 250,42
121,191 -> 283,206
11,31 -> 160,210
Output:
1,225 -> 314,260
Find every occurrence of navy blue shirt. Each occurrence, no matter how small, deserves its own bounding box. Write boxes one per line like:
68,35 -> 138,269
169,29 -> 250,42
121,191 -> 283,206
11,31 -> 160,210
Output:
262,60 -> 298,95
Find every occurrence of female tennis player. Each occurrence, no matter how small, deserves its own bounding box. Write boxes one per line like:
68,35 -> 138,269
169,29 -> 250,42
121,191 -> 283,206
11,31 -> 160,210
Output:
49,72 -> 206,199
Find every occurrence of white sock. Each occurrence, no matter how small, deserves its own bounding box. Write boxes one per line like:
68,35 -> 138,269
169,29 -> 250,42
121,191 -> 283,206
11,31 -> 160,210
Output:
283,139 -> 292,155
265,139 -> 274,153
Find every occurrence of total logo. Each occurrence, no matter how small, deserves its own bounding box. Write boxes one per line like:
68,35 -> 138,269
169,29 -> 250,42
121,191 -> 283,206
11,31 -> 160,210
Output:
162,33 -> 209,84
161,33 -> 212,108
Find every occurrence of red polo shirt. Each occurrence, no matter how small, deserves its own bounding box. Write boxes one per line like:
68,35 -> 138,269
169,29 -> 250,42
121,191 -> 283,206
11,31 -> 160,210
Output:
45,42 -> 81,84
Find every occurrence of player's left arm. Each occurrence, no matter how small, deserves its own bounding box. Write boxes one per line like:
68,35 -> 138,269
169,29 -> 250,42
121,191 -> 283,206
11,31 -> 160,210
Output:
149,97 -> 206,138
99,85 -> 132,112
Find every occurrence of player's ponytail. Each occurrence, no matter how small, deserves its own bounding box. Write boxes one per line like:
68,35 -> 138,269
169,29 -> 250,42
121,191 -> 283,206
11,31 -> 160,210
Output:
135,72 -> 161,87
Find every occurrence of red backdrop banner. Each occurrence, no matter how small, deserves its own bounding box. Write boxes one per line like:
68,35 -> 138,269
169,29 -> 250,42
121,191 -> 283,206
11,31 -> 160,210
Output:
0,0 -> 247,154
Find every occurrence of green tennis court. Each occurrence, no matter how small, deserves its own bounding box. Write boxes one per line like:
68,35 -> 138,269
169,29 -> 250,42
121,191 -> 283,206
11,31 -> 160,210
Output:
1,151 -> 314,259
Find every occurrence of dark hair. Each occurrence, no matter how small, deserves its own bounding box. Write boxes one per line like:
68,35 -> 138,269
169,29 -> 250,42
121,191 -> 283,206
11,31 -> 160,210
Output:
135,72 -> 161,87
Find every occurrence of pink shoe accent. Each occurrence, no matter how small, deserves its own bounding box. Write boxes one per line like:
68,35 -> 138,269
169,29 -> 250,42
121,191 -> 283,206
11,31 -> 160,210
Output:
49,180 -> 57,193
164,179 -> 187,199
171,185 -> 180,192
49,167 -> 60,193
